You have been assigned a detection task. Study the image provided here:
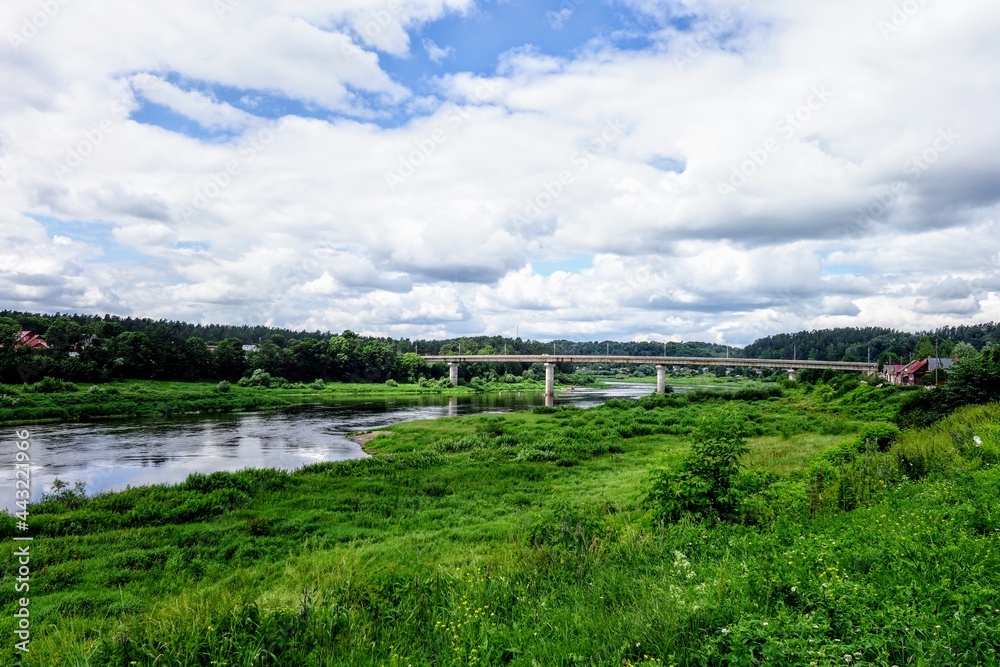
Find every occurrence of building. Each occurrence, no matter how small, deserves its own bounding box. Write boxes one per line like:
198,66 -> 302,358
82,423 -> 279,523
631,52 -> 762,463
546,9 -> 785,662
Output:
15,331 -> 48,350
886,357 -> 955,386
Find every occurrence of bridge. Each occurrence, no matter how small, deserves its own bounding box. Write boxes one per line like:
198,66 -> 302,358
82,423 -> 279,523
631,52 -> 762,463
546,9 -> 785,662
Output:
422,355 -> 878,397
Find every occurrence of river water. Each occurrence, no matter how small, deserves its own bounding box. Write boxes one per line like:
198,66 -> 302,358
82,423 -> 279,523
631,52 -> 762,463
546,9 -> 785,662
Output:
3,383 -> 656,510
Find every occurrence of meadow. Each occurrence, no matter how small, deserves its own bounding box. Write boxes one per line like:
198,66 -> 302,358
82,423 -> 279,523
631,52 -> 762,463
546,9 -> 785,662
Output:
1,379 -> 999,665
0,377 -> 549,426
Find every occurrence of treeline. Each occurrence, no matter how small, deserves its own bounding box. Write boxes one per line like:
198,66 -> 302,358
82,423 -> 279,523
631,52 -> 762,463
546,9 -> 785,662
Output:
0,311 -> 733,386
413,335 -> 730,358
1,310 -> 327,346
740,324 -> 1000,363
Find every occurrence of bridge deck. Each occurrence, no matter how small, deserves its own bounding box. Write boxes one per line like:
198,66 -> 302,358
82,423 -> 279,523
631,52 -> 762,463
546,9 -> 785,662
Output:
421,355 -> 876,372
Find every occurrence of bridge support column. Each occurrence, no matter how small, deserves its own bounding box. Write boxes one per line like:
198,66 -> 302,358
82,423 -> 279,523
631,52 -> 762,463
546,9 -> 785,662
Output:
449,362 -> 460,386
656,365 -> 667,394
787,369 -> 797,382
544,362 -> 556,398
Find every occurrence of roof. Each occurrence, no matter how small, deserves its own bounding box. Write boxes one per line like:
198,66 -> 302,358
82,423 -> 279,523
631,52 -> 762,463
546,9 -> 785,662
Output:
15,331 -> 48,349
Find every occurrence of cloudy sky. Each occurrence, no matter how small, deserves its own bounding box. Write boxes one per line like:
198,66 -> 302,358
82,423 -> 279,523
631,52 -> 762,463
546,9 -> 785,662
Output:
1,0 -> 998,345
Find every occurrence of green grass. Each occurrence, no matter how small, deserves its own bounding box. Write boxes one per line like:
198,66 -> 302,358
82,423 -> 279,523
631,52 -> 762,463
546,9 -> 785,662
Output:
615,374 -> 752,388
0,379 -> 557,426
2,387 -> 1000,665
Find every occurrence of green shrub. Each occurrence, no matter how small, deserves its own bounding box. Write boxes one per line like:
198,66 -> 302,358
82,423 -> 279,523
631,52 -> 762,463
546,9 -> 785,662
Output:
216,380 -> 231,393
24,376 -> 77,393
384,379 -> 398,387
647,411 -> 750,523
858,421 -> 901,452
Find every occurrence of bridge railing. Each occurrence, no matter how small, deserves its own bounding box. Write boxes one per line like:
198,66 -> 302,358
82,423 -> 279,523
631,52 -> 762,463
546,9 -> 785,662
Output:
420,354 -> 877,372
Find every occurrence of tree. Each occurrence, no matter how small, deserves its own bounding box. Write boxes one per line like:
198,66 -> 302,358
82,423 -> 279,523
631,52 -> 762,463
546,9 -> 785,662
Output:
913,336 -> 935,360
214,338 -> 246,381
398,352 -> 426,383
953,341 -> 977,359
111,332 -> 162,378
44,317 -> 82,354
179,338 -> 214,380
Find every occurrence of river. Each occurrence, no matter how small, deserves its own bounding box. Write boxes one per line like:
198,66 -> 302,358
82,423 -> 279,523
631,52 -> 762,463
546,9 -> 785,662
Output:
2,383 -> 657,510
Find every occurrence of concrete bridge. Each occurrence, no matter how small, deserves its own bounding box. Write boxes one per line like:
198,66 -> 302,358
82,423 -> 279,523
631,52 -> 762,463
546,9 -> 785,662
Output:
422,355 -> 877,397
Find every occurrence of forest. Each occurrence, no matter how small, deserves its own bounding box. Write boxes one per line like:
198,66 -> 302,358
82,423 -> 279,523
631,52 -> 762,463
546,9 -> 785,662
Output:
2,310 -> 998,386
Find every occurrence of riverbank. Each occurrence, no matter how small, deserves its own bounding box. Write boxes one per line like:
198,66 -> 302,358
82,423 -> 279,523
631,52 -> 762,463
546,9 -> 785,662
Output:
3,382 -> 999,664
0,378 -> 556,425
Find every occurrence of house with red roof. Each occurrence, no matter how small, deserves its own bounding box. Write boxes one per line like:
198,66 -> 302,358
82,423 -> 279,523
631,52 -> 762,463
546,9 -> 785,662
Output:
15,331 -> 48,349
886,357 -> 954,386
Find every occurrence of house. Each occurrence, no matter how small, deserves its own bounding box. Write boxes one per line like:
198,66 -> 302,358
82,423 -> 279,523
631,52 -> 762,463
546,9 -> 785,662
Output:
15,331 -> 48,350
242,344 -> 259,352
881,364 -> 904,384
887,357 -> 955,386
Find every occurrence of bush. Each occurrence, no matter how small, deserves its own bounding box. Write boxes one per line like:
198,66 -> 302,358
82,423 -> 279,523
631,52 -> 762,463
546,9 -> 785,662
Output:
25,376 -> 77,393
237,369 -> 291,389
858,421 -> 901,452
216,380 -> 231,393
647,411 -> 750,523
384,379 -> 398,387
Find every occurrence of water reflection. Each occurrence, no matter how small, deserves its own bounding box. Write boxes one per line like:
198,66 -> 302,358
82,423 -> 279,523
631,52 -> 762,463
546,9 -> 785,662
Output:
2,383 -> 656,510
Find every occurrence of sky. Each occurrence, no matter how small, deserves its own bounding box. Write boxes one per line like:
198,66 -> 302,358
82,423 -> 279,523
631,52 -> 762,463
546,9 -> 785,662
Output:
1,0 -> 999,346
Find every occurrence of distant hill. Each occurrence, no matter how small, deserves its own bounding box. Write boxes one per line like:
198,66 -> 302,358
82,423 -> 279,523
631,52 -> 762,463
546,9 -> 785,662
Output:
739,324 -> 1000,363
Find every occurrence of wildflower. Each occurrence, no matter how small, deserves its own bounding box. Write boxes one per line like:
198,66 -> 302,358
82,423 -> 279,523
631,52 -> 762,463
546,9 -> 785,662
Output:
974,436 -> 983,447
763,622 -> 769,627
721,628 -> 729,634
791,586 -> 797,592
844,655 -> 852,663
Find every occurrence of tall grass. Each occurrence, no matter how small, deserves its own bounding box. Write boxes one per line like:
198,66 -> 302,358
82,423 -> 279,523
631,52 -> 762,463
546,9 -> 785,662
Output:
2,393 -> 1000,665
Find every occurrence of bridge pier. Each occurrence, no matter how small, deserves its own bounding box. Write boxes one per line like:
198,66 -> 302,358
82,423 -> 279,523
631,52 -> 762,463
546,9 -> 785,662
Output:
656,365 -> 667,394
544,362 -> 556,398
449,362 -> 460,386
787,369 -> 797,382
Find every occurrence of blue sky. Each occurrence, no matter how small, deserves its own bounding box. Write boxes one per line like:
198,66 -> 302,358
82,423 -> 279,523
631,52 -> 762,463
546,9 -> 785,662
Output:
2,0 -> 999,344
131,1 -> 666,134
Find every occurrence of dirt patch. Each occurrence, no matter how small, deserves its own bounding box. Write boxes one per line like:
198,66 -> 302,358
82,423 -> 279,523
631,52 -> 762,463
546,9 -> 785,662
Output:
349,430 -> 391,453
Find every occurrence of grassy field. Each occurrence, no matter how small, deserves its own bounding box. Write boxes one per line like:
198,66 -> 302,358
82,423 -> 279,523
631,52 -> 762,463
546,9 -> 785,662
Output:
2,382 -> 1000,665
615,375 -> 750,388
0,378 -> 553,426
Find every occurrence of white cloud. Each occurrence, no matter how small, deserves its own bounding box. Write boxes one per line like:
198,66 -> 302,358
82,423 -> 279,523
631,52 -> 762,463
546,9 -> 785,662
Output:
1,0 -> 999,343
423,38 -> 454,64
138,78 -> 253,131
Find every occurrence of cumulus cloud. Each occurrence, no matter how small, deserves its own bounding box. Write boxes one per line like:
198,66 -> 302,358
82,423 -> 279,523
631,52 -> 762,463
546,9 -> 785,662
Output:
1,0 -> 999,343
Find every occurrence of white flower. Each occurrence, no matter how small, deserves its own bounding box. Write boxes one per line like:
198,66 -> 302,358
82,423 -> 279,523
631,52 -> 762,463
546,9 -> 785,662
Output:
721,628 -> 729,634
974,436 -> 983,447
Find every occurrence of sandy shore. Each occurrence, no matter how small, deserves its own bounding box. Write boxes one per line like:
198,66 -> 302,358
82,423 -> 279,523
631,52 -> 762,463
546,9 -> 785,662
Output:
348,430 -> 391,453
